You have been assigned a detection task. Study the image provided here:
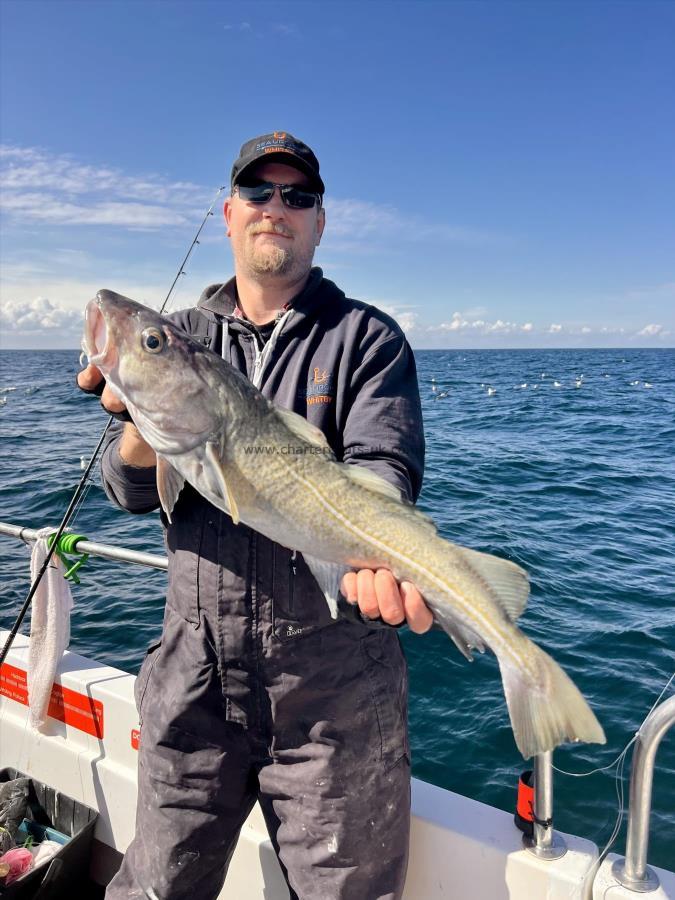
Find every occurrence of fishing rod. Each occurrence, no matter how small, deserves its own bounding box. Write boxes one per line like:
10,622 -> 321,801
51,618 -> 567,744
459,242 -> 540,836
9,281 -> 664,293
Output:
0,185 -> 226,669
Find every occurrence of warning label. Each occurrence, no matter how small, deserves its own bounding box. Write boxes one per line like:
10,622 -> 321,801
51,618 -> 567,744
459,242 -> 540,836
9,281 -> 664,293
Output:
0,663 -> 104,738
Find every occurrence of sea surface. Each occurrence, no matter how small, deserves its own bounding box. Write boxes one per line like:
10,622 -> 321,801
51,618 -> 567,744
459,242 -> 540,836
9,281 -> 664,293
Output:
1,347 -> 674,869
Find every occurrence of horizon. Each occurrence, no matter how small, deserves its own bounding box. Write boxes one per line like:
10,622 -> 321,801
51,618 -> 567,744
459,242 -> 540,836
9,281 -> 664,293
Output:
1,0 -> 673,350
2,344 -> 673,354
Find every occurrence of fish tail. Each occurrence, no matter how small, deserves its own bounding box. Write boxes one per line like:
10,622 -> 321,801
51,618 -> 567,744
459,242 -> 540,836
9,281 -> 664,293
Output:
498,637 -> 606,759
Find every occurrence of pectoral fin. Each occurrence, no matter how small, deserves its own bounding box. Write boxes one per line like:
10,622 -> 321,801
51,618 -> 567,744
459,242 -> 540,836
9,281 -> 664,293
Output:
205,441 -> 240,525
429,601 -> 486,661
301,553 -> 351,620
156,455 -> 186,523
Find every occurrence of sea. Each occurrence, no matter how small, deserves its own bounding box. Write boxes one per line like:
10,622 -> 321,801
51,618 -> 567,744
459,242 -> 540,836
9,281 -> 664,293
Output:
1,346 -> 674,869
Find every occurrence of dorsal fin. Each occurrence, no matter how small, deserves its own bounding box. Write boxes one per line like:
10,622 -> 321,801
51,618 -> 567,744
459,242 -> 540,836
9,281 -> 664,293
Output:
340,463 -> 403,500
276,406 -> 335,456
457,546 -> 530,622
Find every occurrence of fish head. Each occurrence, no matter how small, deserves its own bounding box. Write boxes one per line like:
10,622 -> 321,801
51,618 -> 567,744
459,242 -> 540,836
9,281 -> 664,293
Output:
83,290 -> 220,454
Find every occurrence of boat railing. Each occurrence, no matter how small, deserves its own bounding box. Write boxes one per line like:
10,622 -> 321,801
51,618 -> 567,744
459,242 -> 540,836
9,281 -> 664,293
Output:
0,521 -> 168,571
611,693 -> 675,893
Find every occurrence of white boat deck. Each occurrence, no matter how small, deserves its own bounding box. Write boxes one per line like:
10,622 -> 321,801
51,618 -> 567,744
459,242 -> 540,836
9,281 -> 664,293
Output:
1,631 -> 673,899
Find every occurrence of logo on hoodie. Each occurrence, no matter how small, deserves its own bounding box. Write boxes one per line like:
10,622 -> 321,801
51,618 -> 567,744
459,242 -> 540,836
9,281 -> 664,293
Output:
298,366 -> 335,405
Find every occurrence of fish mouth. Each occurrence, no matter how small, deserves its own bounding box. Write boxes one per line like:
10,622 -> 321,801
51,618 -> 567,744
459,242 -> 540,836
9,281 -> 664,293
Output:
82,296 -> 114,368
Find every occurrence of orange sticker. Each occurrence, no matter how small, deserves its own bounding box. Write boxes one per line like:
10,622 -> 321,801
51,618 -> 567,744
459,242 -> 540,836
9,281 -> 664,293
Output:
131,728 -> 140,750
1,663 -> 104,738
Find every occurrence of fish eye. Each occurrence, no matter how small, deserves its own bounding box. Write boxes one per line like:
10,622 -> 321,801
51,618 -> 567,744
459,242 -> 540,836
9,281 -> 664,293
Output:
141,327 -> 164,354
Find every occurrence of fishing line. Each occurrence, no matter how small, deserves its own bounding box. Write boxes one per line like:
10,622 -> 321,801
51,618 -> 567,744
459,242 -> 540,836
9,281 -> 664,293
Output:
581,740 -> 631,898
578,740 -> 632,900
553,667 -> 675,894
553,668 -> 675,778
0,186 -> 226,668
67,476 -> 97,534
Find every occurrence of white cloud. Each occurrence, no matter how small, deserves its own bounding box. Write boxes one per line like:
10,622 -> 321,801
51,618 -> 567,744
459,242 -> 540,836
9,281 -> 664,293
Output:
1,283 -> 671,349
323,197 -> 505,246
271,23 -> 299,35
325,198 -> 400,238
0,145 -> 211,231
436,312 -> 523,334
368,302 -> 420,333
392,311 -> 418,333
637,323 -> 663,337
2,194 -> 189,228
380,311 -> 673,346
0,275 -> 193,324
0,296 -> 82,334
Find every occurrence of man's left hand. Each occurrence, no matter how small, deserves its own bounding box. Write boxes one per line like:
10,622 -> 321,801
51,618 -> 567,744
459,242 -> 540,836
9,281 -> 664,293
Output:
341,569 -> 434,634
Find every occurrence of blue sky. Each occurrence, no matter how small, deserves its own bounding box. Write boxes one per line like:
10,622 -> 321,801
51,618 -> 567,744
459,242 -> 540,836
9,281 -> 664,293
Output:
1,0 -> 673,349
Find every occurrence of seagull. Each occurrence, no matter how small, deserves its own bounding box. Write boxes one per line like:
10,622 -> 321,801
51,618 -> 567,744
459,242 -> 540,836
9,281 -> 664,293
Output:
487,387 -> 496,396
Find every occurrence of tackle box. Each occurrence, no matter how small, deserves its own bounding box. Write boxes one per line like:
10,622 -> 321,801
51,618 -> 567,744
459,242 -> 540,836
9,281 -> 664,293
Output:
0,768 -> 98,899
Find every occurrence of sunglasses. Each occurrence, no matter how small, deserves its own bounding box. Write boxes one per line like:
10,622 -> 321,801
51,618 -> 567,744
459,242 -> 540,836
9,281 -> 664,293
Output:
235,180 -> 321,210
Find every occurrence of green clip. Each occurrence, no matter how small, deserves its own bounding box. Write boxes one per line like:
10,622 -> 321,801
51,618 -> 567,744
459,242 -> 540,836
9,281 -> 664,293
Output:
48,532 -> 89,585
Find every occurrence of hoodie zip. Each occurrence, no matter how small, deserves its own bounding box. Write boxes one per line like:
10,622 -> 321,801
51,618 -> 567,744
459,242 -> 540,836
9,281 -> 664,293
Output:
251,309 -> 293,389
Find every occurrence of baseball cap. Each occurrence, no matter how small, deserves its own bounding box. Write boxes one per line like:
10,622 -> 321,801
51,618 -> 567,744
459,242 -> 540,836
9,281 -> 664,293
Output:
231,132 -> 325,195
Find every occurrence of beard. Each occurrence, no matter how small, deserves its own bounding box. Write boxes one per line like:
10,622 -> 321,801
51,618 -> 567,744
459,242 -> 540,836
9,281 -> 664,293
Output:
249,242 -> 295,276
243,222 -> 314,278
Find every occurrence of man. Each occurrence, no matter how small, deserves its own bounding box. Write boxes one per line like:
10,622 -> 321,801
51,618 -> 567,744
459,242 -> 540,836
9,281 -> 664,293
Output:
78,132 -> 432,900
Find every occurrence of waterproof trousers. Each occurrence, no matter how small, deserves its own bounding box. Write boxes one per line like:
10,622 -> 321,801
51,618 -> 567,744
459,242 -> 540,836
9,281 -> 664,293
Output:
106,605 -> 411,900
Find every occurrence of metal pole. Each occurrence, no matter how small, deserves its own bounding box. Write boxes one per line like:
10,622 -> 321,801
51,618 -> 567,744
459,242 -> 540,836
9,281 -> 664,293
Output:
534,751 -> 554,849
0,521 -> 168,571
612,694 -> 675,892
523,751 -> 567,859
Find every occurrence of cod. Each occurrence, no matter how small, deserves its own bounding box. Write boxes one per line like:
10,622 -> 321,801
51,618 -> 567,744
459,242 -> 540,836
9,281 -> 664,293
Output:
82,290 -> 605,759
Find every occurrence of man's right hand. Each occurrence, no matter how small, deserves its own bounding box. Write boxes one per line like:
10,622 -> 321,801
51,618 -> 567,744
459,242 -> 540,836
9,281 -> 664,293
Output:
77,364 -> 157,467
77,364 -> 128,416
